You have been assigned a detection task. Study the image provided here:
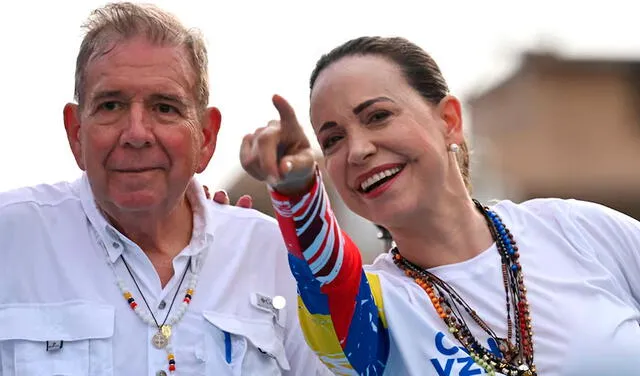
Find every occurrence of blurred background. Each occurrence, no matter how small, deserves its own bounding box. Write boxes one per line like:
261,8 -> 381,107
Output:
1,0 -> 639,262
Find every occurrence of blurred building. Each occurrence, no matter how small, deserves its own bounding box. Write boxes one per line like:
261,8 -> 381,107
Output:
469,51 -> 640,219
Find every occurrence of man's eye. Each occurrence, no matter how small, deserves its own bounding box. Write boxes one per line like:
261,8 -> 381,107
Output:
99,101 -> 121,111
155,103 -> 178,114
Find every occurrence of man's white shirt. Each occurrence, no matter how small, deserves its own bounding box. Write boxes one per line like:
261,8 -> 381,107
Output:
0,174 -> 328,376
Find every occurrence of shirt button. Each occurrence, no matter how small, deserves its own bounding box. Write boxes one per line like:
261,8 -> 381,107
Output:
156,371 -> 167,376
112,242 -> 120,248
158,300 -> 166,310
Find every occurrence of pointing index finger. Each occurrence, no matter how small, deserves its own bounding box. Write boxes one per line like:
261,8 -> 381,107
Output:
272,94 -> 302,134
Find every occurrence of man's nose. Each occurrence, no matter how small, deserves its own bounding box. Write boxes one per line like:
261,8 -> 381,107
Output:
120,103 -> 155,148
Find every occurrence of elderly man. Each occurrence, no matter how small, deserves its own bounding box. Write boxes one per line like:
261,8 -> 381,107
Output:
0,3 -> 329,375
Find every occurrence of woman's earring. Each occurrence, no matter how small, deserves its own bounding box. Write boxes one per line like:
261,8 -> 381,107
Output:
448,143 -> 460,153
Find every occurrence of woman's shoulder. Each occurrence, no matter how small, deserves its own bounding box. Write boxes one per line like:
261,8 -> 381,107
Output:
490,197 -> 640,258
490,197 -> 635,227
364,252 -> 408,280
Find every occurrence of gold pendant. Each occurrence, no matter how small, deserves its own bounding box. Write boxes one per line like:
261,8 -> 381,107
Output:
161,325 -> 172,339
152,331 -> 169,349
518,364 -> 533,376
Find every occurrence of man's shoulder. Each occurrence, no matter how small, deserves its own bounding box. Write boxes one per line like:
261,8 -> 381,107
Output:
203,201 -> 285,247
205,201 -> 278,227
0,181 -> 84,255
0,180 -> 81,216
203,202 -> 288,253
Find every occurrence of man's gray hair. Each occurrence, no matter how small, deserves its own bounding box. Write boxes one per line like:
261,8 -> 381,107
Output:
74,2 -> 209,112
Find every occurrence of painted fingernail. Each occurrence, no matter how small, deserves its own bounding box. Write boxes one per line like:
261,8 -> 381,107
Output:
267,175 -> 279,186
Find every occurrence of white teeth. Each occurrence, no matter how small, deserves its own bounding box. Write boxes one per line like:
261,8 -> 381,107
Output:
360,167 -> 402,191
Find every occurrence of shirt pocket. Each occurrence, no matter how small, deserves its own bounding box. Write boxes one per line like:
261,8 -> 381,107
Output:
0,301 -> 114,376
202,311 -> 291,376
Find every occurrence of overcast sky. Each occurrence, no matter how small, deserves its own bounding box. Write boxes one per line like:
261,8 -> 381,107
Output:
1,0 -> 639,192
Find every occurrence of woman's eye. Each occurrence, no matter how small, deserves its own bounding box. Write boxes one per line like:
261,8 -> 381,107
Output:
369,111 -> 390,123
322,135 -> 343,150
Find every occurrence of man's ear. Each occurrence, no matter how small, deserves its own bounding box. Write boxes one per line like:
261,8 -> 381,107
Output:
437,95 -> 464,146
196,106 -> 222,173
63,103 -> 86,170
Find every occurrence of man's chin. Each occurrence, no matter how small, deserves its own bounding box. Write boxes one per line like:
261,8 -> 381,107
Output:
109,192 -> 163,212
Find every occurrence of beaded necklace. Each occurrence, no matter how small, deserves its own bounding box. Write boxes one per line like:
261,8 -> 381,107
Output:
104,250 -> 206,374
392,199 -> 536,376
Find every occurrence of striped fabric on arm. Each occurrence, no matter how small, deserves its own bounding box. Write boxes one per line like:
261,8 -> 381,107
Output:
269,171 -> 390,375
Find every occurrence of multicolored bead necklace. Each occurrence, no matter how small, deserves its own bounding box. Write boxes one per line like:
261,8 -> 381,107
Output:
104,250 -> 206,374
392,199 -> 536,376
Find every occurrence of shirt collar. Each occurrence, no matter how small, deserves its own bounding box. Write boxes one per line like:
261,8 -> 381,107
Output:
77,173 -> 215,264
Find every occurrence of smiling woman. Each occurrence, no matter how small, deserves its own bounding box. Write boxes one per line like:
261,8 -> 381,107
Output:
239,36 -> 640,375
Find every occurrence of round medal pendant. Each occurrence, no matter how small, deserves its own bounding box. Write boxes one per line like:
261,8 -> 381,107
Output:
152,331 -> 169,349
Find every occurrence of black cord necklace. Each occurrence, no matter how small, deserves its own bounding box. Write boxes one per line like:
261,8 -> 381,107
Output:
120,255 -> 192,345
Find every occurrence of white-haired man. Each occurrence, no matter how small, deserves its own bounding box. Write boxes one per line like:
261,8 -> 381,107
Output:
0,3 -> 329,375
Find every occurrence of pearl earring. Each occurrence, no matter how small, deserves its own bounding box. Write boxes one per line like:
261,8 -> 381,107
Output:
448,143 -> 460,153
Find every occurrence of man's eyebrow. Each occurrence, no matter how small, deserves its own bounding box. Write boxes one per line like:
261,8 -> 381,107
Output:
148,93 -> 196,110
90,90 -> 125,102
149,93 -> 189,104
